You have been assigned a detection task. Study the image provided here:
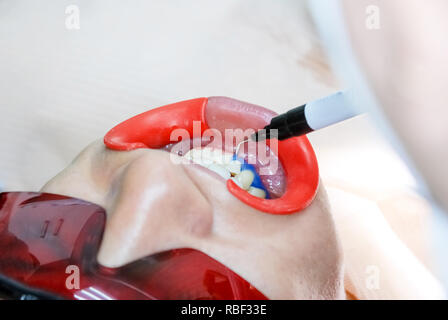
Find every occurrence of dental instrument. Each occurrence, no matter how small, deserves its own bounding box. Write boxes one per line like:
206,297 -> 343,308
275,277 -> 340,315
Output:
251,91 -> 360,142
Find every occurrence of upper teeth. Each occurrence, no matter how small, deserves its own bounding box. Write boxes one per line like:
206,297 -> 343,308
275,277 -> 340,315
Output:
235,169 -> 254,190
183,147 -> 266,199
183,147 -> 240,176
207,163 -> 231,180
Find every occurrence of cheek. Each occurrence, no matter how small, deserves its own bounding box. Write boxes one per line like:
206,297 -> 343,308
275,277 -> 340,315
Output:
201,179 -> 344,299
293,186 -> 344,297
286,184 -> 340,256
182,165 -> 262,234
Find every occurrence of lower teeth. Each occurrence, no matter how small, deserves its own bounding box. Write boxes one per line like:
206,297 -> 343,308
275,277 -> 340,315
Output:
183,148 -> 266,199
248,187 -> 266,199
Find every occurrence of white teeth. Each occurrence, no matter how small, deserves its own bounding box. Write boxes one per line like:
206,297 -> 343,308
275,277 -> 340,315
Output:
248,187 -> 267,199
183,148 -> 265,198
182,147 -> 268,199
236,170 -> 254,190
184,147 -> 234,167
226,160 -> 241,175
213,149 -> 233,165
183,147 -> 235,179
207,163 -> 231,180
184,148 -> 213,166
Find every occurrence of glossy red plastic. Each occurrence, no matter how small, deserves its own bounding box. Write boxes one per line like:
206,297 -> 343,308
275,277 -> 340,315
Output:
0,192 -> 266,300
227,138 -> 319,214
104,98 -> 209,150
104,98 -> 319,215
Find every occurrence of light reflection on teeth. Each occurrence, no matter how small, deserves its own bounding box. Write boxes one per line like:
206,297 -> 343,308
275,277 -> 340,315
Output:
183,147 -> 236,179
235,170 -> 254,191
207,163 -> 231,180
248,186 -> 267,199
182,148 -> 266,199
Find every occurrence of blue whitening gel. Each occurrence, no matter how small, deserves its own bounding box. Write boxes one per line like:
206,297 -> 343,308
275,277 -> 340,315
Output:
232,154 -> 270,199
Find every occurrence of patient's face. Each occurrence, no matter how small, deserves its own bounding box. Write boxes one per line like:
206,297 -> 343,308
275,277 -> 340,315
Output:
41,98 -> 344,300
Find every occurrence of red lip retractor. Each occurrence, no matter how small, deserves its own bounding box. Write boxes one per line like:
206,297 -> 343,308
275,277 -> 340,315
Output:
0,192 -> 266,300
104,97 -> 319,214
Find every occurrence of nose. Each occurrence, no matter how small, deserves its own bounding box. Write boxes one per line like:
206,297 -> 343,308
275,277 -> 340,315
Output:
97,152 -> 213,268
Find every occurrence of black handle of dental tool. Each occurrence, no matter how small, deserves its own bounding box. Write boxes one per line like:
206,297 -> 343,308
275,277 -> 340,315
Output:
252,104 -> 310,141
251,91 -> 360,141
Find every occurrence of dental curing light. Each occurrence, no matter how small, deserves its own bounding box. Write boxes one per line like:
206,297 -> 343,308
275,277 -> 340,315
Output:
252,91 -> 361,142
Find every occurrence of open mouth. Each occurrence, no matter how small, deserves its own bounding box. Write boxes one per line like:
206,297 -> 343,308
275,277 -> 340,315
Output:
104,96 -> 319,215
160,97 -> 286,199
163,97 -> 285,199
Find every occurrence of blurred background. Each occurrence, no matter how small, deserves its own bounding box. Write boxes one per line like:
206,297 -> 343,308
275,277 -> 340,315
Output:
0,0 -> 415,193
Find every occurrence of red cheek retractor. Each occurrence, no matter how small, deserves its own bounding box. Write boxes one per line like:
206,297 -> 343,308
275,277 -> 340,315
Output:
104,98 -> 319,215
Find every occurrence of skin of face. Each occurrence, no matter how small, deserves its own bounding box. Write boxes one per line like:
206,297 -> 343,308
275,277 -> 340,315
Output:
41,139 -> 345,300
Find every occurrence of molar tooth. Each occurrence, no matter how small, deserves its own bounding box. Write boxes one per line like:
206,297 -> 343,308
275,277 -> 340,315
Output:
248,187 -> 267,199
207,163 -> 231,180
236,170 -> 254,190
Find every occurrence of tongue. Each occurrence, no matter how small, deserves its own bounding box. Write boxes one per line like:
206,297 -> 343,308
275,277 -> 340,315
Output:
205,97 -> 286,198
205,96 -> 275,132
164,97 -> 286,198
235,144 -> 286,199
